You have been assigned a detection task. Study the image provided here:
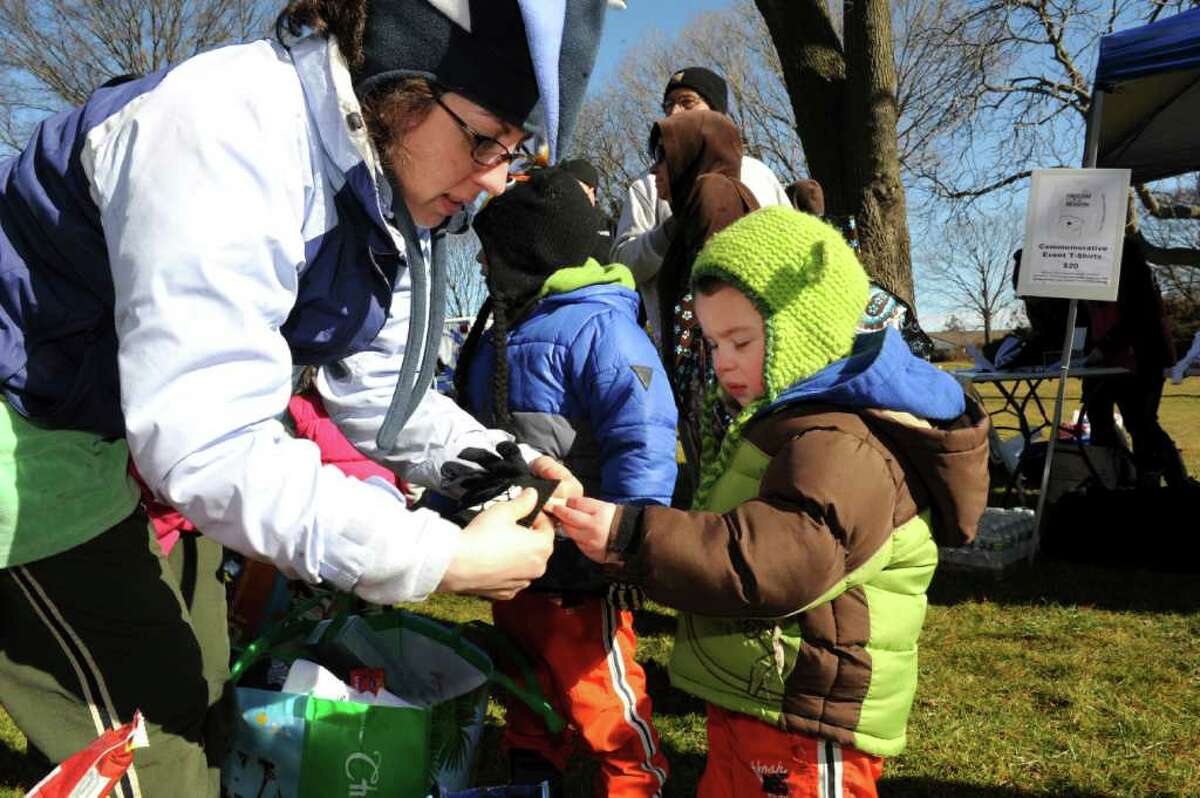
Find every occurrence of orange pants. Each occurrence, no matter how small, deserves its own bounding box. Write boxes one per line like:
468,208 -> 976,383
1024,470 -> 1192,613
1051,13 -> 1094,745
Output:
493,591 -> 668,797
699,704 -> 884,797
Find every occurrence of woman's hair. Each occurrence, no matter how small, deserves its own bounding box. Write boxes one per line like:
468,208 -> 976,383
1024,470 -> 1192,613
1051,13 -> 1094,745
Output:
360,80 -> 437,169
276,1 -> 437,165
294,365 -> 318,394
276,0 -> 369,69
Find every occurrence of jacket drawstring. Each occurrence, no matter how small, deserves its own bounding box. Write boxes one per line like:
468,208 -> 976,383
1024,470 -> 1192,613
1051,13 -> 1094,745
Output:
376,196 -> 448,451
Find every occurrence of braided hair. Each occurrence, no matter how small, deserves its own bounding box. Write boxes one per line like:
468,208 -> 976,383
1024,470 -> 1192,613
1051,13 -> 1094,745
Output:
487,296 -> 517,434
453,295 -> 516,434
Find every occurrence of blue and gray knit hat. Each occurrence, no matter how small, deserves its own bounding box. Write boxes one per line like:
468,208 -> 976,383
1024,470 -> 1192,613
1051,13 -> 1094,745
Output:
356,0 -> 610,160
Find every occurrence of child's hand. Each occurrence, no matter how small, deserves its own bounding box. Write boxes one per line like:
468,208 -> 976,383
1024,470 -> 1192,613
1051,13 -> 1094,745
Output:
530,456 -> 583,501
547,496 -> 617,564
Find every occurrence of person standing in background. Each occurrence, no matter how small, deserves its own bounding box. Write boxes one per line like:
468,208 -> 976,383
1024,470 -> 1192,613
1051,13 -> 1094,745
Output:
560,157 -> 615,263
612,66 -> 789,342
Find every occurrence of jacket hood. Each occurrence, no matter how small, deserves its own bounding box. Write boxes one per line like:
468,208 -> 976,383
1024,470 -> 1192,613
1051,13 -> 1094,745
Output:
764,328 -> 966,421
865,399 -> 990,546
533,279 -> 641,321
764,329 -> 988,547
654,109 -> 742,213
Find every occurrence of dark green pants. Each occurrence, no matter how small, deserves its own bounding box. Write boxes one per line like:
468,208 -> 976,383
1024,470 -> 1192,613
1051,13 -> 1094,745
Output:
0,511 -> 231,797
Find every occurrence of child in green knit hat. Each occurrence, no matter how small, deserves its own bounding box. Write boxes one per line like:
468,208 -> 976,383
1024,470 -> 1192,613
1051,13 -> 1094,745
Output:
551,206 -> 991,797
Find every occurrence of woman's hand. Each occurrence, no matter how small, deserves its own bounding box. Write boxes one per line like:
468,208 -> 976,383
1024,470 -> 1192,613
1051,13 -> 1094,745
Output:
547,496 -> 617,564
438,487 -> 554,600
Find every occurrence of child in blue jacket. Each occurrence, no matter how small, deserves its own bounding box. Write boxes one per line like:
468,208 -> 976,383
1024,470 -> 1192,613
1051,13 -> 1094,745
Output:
455,167 -> 677,796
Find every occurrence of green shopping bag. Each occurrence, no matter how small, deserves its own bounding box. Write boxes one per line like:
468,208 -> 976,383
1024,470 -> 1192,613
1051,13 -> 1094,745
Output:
314,611 -> 563,790
221,598 -> 561,797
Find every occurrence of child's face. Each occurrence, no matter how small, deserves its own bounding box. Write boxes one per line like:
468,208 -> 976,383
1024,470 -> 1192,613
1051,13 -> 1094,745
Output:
695,284 -> 766,408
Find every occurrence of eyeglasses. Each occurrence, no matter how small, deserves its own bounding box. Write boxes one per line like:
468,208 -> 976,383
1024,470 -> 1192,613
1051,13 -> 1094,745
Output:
661,93 -> 705,115
435,94 -> 531,169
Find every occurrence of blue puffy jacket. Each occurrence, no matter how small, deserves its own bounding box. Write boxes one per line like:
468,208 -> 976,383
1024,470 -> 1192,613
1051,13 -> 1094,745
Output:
463,265 -> 678,507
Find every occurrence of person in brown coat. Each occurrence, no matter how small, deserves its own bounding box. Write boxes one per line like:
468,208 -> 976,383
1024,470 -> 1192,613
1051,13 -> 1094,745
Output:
552,208 -> 990,797
650,109 -> 759,354
647,109 -> 759,502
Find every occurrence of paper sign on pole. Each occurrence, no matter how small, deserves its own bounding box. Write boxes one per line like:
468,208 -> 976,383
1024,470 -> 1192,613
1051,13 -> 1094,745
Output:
1019,168 -> 1131,302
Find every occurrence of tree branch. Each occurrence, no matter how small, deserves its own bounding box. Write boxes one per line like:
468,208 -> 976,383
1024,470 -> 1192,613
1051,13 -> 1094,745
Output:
1135,183 -> 1200,221
922,168 -> 1034,200
1137,233 -> 1200,268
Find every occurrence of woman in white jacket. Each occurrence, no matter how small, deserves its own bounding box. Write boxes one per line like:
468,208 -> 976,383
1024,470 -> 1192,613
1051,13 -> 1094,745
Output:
0,1 -> 607,793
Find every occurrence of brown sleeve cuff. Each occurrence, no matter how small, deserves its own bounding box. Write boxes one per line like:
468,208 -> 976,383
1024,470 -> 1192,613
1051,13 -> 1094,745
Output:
608,504 -> 646,557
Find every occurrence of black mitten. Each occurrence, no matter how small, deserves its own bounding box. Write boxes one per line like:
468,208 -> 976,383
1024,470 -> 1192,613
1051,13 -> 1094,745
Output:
441,442 -> 557,527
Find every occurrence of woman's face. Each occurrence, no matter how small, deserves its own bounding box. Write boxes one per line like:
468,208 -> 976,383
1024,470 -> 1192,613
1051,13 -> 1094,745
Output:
390,91 -> 527,228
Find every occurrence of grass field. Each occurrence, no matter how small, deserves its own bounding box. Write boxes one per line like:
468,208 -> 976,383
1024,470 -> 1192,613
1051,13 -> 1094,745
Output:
7,568 -> 1196,798
402,566 -> 1200,798
1,374 -> 1196,797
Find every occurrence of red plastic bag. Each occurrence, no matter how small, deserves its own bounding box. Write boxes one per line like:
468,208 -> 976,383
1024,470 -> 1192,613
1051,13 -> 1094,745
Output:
25,711 -> 148,798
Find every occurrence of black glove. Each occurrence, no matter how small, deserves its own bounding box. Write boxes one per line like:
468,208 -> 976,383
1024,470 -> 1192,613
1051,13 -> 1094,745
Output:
440,442 -> 557,527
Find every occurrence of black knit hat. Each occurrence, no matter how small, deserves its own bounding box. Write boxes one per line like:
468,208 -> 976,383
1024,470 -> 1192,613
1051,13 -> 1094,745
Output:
356,0 -> 609,160
559,158 -> 599,189
663,66 -> 728,115
473,167 -> 597,309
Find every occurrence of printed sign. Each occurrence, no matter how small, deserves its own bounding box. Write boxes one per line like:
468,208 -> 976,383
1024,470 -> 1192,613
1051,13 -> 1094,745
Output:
1019,168 -> 1131,301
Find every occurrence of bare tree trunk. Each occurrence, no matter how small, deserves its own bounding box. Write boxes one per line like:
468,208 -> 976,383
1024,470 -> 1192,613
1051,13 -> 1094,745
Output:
752,1 -> 846,208
754,0 -> 915,308
844,0 -> 914,307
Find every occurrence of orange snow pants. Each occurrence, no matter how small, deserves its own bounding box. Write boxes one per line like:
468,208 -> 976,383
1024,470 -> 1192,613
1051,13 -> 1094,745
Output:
698,704 -> 884,798
492,591 -> 668,797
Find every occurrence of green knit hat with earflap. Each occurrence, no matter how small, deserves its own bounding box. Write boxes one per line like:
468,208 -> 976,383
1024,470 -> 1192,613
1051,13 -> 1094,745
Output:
689,206 -> 870,507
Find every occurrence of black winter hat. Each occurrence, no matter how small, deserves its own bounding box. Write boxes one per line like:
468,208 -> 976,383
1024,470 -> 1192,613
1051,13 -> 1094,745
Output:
663,66 -> 729,115
559,158 -> 599,189
473,167 -> 597,308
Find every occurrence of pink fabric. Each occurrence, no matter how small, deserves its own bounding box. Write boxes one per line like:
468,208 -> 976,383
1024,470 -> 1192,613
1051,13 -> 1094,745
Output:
286,393 -> 398,485
129,462 -> 194,557
138,392 -> 398,556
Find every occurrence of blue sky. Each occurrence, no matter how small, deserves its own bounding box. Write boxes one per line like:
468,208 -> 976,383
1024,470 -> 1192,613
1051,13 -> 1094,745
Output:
592,0 -> 734,88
